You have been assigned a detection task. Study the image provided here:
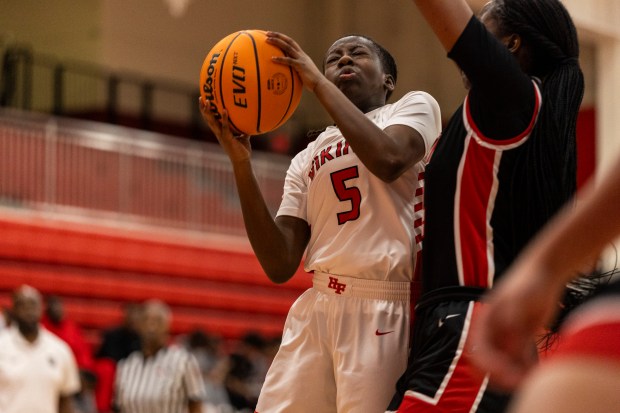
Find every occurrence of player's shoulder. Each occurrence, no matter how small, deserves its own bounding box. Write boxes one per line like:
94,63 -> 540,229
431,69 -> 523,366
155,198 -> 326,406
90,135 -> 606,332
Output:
388,90 -> 440,114
399,90 -> 438,104
290,143 -> 313,167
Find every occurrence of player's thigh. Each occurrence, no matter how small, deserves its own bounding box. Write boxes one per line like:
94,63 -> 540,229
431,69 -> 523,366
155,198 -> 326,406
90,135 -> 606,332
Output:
256,289 -> 337,413
508,358 -> 620,413
335,297 -> 410,413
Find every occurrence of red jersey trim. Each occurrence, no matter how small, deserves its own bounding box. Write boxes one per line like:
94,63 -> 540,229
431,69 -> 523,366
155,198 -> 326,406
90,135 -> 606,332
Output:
463,80 -> 542,150
454,136 -> 499,288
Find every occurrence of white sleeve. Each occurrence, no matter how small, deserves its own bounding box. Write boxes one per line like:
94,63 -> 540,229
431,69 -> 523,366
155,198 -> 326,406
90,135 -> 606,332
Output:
385,91 -> 442,157
276,145 -> 311,220
60,342 -> 81,396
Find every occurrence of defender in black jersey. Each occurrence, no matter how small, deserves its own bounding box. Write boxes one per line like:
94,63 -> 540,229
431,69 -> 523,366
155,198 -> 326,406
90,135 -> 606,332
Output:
387,1 -> 584,412
471,149 -> 620,413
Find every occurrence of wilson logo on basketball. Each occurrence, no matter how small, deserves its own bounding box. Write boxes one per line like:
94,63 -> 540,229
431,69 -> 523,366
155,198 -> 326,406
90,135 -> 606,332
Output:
201,52 -> 222,120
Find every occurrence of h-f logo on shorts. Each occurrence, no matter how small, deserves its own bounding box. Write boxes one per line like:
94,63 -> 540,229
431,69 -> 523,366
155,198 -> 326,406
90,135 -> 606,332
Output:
328,277 -> 346,294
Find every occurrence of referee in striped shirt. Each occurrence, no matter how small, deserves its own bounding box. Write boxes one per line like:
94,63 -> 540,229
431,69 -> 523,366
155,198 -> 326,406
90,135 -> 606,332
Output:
112,300 -> 205,413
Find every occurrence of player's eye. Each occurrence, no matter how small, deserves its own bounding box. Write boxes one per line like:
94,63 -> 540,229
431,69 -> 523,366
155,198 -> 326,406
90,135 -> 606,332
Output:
325,55 -> 340,64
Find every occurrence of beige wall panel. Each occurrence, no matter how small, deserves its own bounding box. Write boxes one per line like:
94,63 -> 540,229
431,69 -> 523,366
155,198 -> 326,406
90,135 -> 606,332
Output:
98,0 -> 466,128
0,0 -> 101,63
0,0 -> 609,135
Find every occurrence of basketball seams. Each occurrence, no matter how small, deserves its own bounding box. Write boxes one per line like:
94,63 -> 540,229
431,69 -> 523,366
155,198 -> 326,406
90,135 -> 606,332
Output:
271,64 -> 298,131
247,31 -> 263,134
219,31 -> 244,134
281,65 -> 298,126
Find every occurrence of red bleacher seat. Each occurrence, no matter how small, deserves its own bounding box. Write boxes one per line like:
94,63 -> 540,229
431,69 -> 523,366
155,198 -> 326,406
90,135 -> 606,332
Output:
0,213 -> 312,342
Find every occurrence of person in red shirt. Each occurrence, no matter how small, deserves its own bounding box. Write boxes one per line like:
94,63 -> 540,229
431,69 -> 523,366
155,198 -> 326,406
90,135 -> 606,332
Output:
42,295 -> 95,373
42,295 -> 97,413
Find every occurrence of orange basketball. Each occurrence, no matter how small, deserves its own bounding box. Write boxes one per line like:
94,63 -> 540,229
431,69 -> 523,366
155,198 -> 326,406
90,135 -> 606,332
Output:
199,30 -> 303,136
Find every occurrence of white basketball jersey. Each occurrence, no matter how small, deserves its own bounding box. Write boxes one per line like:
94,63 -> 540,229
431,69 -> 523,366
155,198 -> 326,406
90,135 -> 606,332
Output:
277,91 -> 441,282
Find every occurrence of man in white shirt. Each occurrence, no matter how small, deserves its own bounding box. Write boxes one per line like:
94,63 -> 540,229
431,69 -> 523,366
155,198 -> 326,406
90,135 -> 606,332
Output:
0,285 -> 81,413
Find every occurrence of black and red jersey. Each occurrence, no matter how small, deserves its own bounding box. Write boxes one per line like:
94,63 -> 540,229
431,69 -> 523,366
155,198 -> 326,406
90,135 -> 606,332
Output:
421,16 -> 545,293
389,14 -> 578,413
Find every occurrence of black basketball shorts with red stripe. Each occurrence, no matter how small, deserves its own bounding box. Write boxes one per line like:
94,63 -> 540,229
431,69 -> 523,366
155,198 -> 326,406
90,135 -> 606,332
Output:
387,287 -> 511,413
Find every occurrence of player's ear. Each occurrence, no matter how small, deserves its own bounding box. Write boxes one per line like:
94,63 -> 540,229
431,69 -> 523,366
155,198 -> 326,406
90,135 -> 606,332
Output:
506,34 -> 522,54
384,74 -> 395,93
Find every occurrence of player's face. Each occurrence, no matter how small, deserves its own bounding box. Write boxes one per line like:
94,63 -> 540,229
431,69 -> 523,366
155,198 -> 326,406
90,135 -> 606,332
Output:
323,36 -> 393,113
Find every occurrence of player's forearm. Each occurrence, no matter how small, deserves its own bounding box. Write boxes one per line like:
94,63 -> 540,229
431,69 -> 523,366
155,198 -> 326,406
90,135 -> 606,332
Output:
231,161 -> 302,282
313,79 -> 417,181
413,0 -> 474,52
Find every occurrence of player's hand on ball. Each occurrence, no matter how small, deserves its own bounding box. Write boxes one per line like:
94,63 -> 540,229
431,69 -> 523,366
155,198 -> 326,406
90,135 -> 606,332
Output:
199,97 -> 251,163
266,31 -> 324,92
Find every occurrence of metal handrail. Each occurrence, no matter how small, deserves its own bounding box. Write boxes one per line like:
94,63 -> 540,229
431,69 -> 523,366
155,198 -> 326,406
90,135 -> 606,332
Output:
0,108 -> 290,236
1,46 -> 205,141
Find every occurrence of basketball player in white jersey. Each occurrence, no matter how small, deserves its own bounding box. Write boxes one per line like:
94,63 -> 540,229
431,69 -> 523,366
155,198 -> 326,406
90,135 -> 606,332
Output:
199,31 -> 441,413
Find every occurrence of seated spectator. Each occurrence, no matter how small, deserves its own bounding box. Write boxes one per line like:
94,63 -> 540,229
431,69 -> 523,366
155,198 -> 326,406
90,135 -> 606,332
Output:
225,332 -> 270,412
72,371 -> 98,413
94,302 -> 142,413
181,329 -> 232,409
96,302 -> 142,362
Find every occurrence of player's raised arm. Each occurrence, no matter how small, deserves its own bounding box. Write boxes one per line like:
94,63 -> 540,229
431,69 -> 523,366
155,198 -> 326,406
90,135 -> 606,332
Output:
199,98 -> 309,283
267,31 -> 438,183
412,0 -> 474,51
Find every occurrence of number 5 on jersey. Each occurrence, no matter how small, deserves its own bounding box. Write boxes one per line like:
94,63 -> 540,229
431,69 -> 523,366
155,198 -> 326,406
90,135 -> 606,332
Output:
330,166 -> 361,225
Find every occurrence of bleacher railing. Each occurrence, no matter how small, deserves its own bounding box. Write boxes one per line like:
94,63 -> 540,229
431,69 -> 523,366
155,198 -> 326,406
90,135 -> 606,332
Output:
1,45 -> 204,141
0,108 -> 290,236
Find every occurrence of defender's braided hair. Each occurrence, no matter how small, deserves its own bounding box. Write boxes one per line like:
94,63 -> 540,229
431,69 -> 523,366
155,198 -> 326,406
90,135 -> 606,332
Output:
488,0 -> 584,251
489,0 -> 594,350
